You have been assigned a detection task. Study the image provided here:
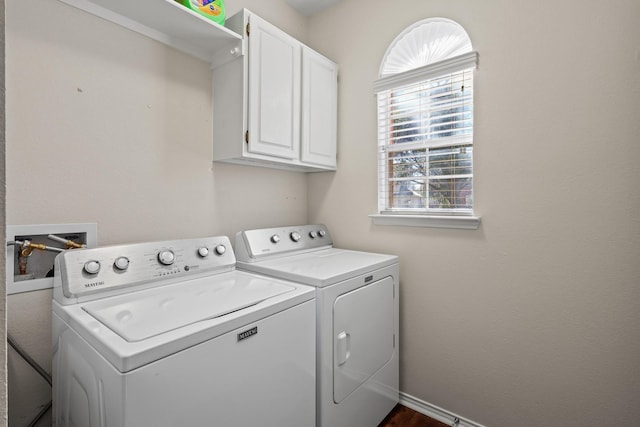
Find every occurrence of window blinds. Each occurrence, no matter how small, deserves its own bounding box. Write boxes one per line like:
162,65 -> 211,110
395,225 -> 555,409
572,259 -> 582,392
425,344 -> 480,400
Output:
375,52 -> 477,213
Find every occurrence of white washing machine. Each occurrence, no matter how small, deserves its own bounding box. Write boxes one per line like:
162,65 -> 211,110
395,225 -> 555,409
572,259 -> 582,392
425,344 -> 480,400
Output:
52,235 -> 316,427
235,225 -> 399,427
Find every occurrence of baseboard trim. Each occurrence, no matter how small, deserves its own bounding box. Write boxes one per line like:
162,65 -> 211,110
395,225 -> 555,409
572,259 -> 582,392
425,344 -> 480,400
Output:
399,392 -> 486,427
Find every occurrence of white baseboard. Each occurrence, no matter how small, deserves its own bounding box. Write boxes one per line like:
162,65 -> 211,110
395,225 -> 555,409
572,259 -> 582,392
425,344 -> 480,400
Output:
399,392 -> 486,427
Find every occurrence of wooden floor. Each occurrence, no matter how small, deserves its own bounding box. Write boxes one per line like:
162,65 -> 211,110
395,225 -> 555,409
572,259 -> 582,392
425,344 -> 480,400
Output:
378,404 -> 450,427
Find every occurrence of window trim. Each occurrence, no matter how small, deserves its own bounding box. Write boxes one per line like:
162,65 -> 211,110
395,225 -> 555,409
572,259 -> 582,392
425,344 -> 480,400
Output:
374,51 -> 478,93
369,213 -> 481,230
373,51 -> 480,229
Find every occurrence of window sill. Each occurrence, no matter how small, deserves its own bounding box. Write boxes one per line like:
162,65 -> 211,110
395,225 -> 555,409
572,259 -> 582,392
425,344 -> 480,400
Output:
369,214 -> 481,230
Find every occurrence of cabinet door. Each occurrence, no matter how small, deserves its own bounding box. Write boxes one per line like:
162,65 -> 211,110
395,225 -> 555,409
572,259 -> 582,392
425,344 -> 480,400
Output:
301,48 -> 338,168
247,14 -> 301,160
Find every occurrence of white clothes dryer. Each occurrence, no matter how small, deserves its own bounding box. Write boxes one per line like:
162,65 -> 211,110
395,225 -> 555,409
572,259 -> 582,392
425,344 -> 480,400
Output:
52,236 -> 316,427
235,225 -> 399,427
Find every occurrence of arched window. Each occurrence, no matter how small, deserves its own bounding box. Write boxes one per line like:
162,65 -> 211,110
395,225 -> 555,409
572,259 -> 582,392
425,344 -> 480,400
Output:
373,18 -> 479,228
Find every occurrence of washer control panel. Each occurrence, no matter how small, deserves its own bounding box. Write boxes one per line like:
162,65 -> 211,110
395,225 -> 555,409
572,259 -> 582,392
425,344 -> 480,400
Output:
236,224 -> 333,260
54,236 -> 235,303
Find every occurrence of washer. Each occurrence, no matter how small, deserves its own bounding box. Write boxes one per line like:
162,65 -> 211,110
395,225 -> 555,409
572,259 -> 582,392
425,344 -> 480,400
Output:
52,235 -> 316,427
235,225 -> 399,427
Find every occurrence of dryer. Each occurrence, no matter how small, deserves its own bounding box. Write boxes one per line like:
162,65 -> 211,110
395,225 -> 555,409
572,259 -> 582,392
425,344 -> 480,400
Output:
235,225 -> 399,427
52,235 -> 316,427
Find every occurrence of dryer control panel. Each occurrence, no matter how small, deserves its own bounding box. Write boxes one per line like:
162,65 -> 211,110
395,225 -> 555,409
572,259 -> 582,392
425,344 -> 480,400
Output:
54,236 -> 235,304
236,224 -> 333,261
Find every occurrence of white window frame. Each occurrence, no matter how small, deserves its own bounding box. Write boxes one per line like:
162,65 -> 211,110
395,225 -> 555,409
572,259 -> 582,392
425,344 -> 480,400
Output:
370,27 -> 480,230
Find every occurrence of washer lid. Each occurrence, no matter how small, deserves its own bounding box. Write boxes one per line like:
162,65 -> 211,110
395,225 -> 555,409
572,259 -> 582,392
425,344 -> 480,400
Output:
83,274 -> 295,342
238,248 -> 398,287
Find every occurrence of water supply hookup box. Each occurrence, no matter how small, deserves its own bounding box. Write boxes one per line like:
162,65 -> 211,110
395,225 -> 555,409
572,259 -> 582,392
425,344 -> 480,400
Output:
6,223 -> 97,294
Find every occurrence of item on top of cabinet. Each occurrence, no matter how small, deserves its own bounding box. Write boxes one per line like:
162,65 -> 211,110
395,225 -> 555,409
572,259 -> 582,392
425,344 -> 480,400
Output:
177,0 -> 226,26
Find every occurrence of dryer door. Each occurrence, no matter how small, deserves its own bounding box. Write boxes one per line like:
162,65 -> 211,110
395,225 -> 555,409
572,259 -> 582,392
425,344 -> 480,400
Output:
333,276 -> 395,403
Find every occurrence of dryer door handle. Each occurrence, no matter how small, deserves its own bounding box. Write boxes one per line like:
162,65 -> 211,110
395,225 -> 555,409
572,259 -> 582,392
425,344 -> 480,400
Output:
336,331 -> 351,366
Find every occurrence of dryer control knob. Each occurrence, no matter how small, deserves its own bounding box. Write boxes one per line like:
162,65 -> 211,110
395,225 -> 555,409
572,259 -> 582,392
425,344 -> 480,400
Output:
309,231 -> 318,239
214,245 -> 226,256
83,260 -> 101,275
158,249 -> 176,265
270,234 -> 281,244
197,247 -> 210,258
290,231 -> 302,242
318,230 -> 327,238
113,256 -> 130,271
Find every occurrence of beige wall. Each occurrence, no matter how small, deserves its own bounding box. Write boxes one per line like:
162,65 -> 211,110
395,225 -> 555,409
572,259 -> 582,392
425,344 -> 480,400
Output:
307,0 -> 640,426
4,0 -> 309,424
1,0 -> 8,423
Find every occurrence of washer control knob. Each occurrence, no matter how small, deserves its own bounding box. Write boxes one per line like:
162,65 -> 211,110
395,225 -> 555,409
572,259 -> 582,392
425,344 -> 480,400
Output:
309,231 -> 318,239
290,231 -> 302,242
214,245 -> 226,256
83,260 -> 101,275
197,246 -> 210,258
113,256 -> 130,271
158,249 -> 176,265
318,230 -> 327,238
270,234 -> 281,244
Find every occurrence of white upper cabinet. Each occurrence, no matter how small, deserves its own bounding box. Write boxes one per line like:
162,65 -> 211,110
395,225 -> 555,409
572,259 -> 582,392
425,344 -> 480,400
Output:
213,9 -> 338,172
247,13 -> 301,160
301,47 -> 338,169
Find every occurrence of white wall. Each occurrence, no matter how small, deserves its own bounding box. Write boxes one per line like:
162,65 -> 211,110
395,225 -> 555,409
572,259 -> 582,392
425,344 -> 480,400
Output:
307,0 -> 640,426
4,0 -> 309,424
